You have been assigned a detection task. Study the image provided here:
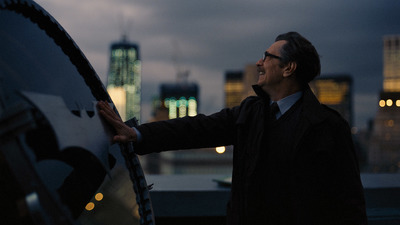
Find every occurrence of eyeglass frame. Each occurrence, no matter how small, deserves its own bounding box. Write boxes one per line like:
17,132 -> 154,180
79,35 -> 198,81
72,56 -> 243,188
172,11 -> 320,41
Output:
263,51 -> 282,61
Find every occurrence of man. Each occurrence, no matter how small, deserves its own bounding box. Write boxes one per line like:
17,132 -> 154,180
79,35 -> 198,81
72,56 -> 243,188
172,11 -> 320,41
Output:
98,32 -> 367,225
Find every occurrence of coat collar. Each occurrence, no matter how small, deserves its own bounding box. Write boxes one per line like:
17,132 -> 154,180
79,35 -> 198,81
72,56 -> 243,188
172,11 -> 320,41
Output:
252,84 -> 270,100
252,84 -> 331,152
252,84 -> 328,125
301,85 -> 329,125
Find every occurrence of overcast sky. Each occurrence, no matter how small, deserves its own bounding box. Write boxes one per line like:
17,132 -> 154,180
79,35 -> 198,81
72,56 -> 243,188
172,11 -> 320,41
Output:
36,0 -> 400,129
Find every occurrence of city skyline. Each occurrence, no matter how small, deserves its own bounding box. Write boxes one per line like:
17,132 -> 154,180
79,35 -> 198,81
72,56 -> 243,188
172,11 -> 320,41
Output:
36,0 -> 400,129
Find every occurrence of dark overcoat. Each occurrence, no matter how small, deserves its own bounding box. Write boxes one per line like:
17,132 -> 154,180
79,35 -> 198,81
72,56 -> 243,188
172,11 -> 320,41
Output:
135,85 -> 367,225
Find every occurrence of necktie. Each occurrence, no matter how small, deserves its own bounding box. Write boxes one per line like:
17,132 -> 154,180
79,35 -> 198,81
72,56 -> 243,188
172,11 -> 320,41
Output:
270,102 -> 280,121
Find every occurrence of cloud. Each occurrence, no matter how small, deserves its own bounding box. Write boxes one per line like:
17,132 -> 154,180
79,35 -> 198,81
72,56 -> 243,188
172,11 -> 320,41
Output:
34,0 -> 400,127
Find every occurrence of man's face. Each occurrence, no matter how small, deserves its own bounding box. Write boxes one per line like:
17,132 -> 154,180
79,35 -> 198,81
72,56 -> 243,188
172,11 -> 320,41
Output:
256,40 -> 287,93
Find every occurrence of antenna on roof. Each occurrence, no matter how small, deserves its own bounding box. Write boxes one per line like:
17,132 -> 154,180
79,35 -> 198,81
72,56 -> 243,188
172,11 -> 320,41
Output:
118,13 -> 133,42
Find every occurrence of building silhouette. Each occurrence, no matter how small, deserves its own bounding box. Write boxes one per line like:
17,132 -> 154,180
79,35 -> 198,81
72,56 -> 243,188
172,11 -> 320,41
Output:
107,35 -> 141,122
224,65 -> 258,108
367,35 -> 400,173
309,75 -> 353,126
141,74 -> 234,175
160,80 -> 199,119
383,35 -> 400,92
224,71 -> 243,108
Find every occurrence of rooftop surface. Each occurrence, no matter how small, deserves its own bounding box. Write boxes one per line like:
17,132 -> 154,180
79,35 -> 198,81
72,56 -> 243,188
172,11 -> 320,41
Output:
147,173 -> 400,224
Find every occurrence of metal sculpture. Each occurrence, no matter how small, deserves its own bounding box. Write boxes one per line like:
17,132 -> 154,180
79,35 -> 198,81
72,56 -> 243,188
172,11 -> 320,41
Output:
0,0 -> 154,224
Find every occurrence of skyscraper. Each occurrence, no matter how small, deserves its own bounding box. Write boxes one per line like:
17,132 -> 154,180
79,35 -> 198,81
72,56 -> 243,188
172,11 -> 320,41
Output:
224,65 -> 258,108
367,35 -> 400,173
107,36 -> 141,122
309,75 -> 353,126
383,35 -> 400,92
224,71 -> 243,108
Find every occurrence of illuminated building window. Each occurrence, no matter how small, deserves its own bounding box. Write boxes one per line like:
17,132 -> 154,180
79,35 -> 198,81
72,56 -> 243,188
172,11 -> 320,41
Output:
178,97 -> 188,118
225,82 -> 243,92
309,76 -> 352,125
188,97 -> 197,117
225,71 -> 244,108
386,99 -> 393,106
383,36 -> 400,92
379,100 -> 386,107
113,49 -> 122,57
168,98 -> 177,119
312,80 -> 349,105
128,49 -> 137,58
383,79 -> 400,92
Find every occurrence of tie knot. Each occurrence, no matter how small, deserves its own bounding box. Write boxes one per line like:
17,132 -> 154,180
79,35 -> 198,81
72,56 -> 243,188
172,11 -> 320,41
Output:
270,102 -> 280,120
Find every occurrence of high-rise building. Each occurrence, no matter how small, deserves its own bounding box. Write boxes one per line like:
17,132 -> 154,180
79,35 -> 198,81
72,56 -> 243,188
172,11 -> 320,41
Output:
383,35 -> 400,92
224,71 -> 243,108
224,65 -> 258,108
367,35 -> 400,173
309,75 -> 353,126
107,36 -> 141,122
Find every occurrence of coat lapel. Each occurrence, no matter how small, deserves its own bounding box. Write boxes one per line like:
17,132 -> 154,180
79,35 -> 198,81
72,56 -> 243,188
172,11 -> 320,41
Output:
293,85 -> 329,150
251,84 -> 329,153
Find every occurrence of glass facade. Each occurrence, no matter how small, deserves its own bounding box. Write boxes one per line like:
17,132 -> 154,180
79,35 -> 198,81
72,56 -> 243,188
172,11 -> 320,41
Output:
107,39 -> 141,122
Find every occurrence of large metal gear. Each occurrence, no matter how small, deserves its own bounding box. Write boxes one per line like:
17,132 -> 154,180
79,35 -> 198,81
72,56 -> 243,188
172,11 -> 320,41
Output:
0,0 -> 155,224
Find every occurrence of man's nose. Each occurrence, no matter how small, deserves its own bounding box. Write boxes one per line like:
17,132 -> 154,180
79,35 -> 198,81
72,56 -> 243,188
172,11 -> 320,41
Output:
256,58 -> 263,66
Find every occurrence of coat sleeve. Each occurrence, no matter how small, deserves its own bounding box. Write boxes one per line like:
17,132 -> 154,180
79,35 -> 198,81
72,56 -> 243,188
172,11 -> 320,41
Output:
134,107 -> 239,155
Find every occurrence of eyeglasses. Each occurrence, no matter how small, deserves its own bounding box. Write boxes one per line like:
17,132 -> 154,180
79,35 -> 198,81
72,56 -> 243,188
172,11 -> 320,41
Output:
263,51 -> 282,61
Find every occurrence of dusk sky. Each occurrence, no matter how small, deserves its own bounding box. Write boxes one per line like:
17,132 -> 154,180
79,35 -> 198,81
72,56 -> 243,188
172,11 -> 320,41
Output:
36,0 -> 400,129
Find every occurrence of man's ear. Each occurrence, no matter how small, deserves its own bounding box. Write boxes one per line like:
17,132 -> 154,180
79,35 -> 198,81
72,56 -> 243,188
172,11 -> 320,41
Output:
283,61 -> 297,78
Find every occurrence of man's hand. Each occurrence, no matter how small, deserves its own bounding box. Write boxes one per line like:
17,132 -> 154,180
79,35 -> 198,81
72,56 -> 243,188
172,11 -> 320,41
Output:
97,101 -> 137,143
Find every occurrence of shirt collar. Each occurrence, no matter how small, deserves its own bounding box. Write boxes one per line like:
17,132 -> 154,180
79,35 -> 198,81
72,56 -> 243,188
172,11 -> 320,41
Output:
251,85 -> 303,116
271,91 -> 303,117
